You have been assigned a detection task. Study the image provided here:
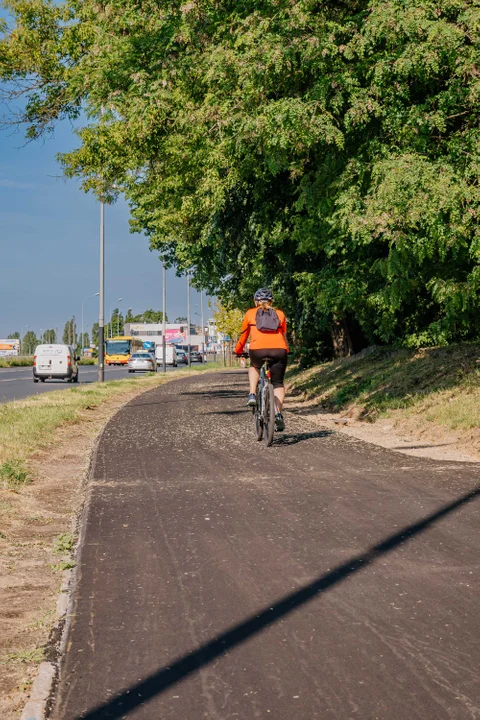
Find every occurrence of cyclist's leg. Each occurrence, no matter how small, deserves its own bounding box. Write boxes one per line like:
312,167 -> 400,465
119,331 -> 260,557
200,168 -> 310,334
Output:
268,349 -> 288,413
274,386 -> 285,412
248,366 -> 260,395
248,350 -> 264,403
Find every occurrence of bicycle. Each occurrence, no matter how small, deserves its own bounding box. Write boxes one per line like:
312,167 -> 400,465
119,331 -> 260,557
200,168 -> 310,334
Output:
238,354 -> 275,447
255,364 -> 276,446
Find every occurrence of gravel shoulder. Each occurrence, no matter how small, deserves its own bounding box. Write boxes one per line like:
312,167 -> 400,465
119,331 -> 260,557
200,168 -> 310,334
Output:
285,399 -> 480,463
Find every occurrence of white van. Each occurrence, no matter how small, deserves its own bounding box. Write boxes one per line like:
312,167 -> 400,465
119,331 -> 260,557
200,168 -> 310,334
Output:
155,343 -> 177,367
33,344 -> 79,383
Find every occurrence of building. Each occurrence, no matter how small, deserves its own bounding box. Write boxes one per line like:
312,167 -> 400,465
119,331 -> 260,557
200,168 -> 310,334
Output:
124,323 -> 206,350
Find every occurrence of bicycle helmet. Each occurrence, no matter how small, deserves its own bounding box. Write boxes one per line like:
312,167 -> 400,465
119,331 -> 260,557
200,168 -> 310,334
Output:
254,288 -> 273,302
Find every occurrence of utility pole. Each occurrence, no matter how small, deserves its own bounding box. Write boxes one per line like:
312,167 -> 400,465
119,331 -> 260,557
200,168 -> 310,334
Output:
200,291 -> 205,363
162,260 -> 167,373
98,197 -> 105,382
187,272 -> 191,367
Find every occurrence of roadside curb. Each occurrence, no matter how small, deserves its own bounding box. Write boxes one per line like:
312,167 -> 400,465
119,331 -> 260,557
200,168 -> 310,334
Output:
20,663 -> 56,720
19,560 -> 75,719
18,399 -> 119,720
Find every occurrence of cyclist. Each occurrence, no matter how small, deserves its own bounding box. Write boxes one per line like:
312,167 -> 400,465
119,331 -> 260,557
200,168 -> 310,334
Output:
235,288 -> 288,432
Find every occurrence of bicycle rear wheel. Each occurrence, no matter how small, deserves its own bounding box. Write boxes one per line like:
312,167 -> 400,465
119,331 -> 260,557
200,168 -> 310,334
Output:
255,396 -> 264,441
263,382 -> 275,447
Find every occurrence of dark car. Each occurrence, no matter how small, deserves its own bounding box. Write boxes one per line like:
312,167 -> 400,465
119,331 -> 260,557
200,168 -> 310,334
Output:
190,351 -> 204,363
175,349 -> 188,364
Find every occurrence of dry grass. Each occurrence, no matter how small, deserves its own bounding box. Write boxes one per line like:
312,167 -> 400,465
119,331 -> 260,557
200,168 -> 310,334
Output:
286,343 -> 480,440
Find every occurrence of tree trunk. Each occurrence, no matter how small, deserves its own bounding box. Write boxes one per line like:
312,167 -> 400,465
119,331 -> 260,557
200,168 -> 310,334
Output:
331,317 -> 353,358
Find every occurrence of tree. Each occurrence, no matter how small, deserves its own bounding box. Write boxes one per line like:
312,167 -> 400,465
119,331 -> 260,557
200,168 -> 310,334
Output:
2,0 -> 479,356
81,332 -> 89,348
62,321 -> 70,345
108,308 -> 124,337
7,332 -> 20,339
22,330 -> 37,355
41,329 -> 56,344
91,322 -> 99,347
213,302 -> 243,366
213,304 -> 243,342
62,317 -> 77,346
126,309 -> 167,324
174,317 -> 187,324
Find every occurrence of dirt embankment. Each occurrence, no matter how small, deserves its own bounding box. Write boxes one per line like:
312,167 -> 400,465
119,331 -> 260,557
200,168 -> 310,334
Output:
285,343 -> 480,463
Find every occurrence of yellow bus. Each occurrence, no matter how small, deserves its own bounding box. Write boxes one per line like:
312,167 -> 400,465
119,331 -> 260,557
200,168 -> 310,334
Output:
105,336 -> 143,365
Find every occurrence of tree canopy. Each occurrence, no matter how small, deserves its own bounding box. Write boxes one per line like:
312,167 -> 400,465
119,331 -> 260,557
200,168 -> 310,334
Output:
1,0 -> 479,358
126,309 -> 168,324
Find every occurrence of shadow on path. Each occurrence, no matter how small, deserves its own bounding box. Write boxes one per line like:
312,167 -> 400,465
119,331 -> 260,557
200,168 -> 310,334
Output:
77,485 -> 480,720
180,389 -> 245,399
274,430 -> 332,445
205,409 -> 251,416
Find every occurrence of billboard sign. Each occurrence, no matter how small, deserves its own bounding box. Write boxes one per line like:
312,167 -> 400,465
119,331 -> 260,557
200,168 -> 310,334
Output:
0,339 -> 20,357
165,327 -> 186,345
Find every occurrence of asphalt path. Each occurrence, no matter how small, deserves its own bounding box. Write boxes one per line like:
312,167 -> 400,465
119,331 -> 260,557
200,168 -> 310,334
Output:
0,365 -> 178,403
52,371 -> 479,720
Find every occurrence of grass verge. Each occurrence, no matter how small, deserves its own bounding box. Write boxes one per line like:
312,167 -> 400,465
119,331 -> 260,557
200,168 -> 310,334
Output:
0,357 -> 96,367
0,363 -> 223,473
286,343 -> 479,450
0,356 -> 33,367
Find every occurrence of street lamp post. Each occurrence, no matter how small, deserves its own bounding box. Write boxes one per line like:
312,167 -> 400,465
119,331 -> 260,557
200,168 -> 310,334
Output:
82,293 -> 100,358
162,260 -> 167,373
107,298 -> 122,340
194,294 -> 206,363
187,273 -> 191,367
98,197 -> 105,382
200,291 -> 205,363
116,298 -> 123,336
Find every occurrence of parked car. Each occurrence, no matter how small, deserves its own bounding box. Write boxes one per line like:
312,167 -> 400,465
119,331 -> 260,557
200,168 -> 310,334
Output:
175,349 -> 188,364
33,344 -> 79,383
128,352 -> 157,373
190,351 -> 204,363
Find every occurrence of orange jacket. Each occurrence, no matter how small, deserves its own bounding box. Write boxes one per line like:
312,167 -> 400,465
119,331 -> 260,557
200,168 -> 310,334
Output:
235,307 -> 289,353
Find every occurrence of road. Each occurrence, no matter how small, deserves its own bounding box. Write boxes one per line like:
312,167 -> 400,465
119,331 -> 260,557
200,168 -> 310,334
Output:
0,364 -> 179,403
51,370 -> 479,720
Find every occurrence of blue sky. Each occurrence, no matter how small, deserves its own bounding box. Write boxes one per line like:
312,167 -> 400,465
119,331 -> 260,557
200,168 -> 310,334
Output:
0,119 -> 210,339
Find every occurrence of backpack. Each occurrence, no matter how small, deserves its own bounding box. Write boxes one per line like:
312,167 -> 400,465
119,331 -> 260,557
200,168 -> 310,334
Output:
255,307 -> 280,333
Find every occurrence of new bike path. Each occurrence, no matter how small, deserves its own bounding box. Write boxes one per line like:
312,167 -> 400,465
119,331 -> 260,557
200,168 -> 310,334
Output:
52,371 -> 479,719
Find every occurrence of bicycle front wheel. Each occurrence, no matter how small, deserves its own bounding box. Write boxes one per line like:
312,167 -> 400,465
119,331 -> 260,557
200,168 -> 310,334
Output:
263,382 -> 275,447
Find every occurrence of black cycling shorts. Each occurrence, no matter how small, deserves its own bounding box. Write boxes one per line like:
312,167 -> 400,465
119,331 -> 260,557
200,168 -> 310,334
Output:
249,348 -> 288,388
